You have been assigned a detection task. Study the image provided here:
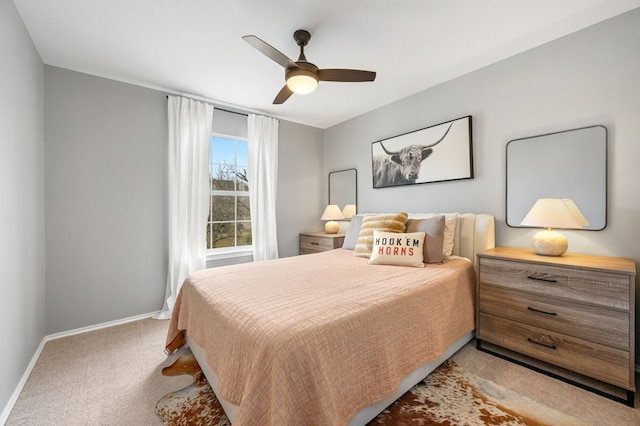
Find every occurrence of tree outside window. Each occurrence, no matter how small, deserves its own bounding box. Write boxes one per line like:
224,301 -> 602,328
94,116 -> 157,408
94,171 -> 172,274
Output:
207,136 -> 252,250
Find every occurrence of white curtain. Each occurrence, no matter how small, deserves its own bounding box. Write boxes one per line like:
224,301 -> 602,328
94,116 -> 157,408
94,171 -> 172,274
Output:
248,114 -> 279,261
155,96 -> 213,319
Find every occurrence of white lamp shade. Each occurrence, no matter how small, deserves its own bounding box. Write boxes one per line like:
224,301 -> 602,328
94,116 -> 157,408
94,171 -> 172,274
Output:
520,198 -> 589,229
342,204 -> 357,219
321,204 -> 345,221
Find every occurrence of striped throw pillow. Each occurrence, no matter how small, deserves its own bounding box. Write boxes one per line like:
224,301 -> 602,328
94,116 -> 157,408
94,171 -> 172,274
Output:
353,212 -> 409,258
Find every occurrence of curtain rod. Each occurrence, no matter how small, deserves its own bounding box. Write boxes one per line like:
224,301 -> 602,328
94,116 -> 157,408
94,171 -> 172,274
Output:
165,95 -> 248,117
215,107 -> 248,117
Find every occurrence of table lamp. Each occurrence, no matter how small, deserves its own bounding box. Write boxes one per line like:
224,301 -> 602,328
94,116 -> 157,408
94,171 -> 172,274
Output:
520,198 -> 589,256
342,204 -> 357,220
321,204 -> 345,234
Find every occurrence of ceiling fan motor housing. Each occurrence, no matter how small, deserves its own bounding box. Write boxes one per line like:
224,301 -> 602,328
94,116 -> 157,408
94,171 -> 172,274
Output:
293,29 -> 311,47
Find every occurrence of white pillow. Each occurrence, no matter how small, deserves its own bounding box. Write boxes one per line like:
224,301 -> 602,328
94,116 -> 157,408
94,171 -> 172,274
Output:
342,215 -> 364,250
368,230 -> 425,267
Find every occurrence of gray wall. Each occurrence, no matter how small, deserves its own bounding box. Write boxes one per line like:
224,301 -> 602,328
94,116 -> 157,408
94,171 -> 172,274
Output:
324,9 -> 640,358
44,67 -> 168,334
277,120 -> 325,257
0,0 -> 45,416
44,67 -> 325,333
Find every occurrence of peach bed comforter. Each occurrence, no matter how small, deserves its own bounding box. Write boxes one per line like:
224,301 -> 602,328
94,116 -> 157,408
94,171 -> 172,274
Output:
166,249 -> 476,426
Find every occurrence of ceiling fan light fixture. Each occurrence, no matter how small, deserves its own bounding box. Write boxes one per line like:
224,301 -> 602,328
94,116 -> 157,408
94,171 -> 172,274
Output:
286,69 -> 318,94
243,30 -> 376,104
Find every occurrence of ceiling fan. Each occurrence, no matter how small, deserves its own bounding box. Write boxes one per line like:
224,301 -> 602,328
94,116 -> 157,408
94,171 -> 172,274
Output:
242,29 -> 376,104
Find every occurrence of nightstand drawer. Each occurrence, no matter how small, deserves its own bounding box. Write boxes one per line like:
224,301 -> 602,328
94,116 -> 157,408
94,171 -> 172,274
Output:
300,235 -> 335,252
479,283 -> 629,350
478,312 -> 632,389
299,232 -> 345,255
479,257 -> 630,311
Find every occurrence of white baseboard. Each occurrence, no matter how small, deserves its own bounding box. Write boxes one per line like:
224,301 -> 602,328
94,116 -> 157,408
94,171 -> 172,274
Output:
0,311 -> 161,425
46,310 -> 161,341
0,337 -> 46,426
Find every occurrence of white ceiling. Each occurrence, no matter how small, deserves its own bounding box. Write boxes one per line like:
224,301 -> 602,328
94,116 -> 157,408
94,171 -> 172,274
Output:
13,0 -> 640,129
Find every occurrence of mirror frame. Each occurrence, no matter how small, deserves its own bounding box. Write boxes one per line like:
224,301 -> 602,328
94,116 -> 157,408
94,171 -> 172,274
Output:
506,125 -> 607,230
328,168 -> 357,212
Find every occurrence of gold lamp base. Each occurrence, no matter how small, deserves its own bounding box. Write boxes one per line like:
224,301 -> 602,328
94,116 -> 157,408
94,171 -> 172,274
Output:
324,221 -> 339,234
531,229 -> 568,256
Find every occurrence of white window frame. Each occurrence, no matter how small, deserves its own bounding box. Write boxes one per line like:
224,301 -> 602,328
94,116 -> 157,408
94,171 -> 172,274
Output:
207,132 -> 252,261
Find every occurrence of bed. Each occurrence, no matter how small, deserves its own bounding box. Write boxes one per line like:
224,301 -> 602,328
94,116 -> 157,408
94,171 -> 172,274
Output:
166,212 -> 495,425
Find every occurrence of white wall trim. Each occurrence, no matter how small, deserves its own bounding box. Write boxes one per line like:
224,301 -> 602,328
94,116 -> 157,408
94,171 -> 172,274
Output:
46,310 -> 161,341
0,337 -> 46,425
0,311 -> 161,424
206,248 -> 253,262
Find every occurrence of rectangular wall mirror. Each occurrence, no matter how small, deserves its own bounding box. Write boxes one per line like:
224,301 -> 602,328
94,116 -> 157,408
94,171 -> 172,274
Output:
329,168 -> 357,212
506,125 -> 607,230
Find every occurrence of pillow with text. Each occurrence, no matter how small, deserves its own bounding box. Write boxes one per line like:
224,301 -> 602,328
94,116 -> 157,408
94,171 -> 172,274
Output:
368,230 -> 425,267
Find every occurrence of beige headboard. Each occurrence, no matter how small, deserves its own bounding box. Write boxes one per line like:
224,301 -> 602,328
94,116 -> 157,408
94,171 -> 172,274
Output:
406,212 -> 495,267
451,213 -> 495,268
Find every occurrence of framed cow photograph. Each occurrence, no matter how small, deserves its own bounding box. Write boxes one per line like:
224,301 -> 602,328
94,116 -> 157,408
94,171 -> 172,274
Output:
371,116 -> 473,189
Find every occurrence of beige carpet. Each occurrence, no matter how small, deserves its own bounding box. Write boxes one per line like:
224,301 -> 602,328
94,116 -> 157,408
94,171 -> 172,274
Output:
6,318 -> 640,425
6,318 -> 195,425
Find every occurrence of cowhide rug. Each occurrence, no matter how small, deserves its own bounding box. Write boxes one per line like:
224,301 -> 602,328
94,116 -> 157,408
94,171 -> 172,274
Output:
157,354 -> 587,426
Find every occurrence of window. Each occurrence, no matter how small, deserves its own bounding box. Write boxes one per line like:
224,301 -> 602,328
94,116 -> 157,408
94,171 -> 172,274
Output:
207,135 -> 251,252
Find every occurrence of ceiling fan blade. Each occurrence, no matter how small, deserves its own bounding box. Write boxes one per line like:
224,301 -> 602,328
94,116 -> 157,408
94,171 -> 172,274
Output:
273,85 -> 294,104
318,69 -> 376,82
242,35 -> 299,69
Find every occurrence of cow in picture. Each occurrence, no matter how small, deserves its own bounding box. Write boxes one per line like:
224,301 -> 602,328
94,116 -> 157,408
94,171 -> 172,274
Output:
373,123 -> 453,188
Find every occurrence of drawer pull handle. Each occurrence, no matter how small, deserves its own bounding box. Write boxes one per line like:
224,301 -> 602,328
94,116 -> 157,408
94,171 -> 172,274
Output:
310,242 -> 319,245
527,275 -> 558,283
527,306 -> 557,316
527,338 -> 557,350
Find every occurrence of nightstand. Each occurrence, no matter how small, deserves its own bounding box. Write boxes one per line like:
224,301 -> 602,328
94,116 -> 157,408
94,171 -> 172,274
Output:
476,247 -> 636,406
299,232 -> 345,255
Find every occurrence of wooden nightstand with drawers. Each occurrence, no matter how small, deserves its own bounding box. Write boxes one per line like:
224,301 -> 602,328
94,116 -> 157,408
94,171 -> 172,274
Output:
299,232 -> 345,255
476,247 -> 636,406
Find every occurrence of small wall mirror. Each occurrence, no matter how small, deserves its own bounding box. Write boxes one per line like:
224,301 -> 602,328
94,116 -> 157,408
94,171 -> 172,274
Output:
506,125 -> 607,230
329,168 -> 357,213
